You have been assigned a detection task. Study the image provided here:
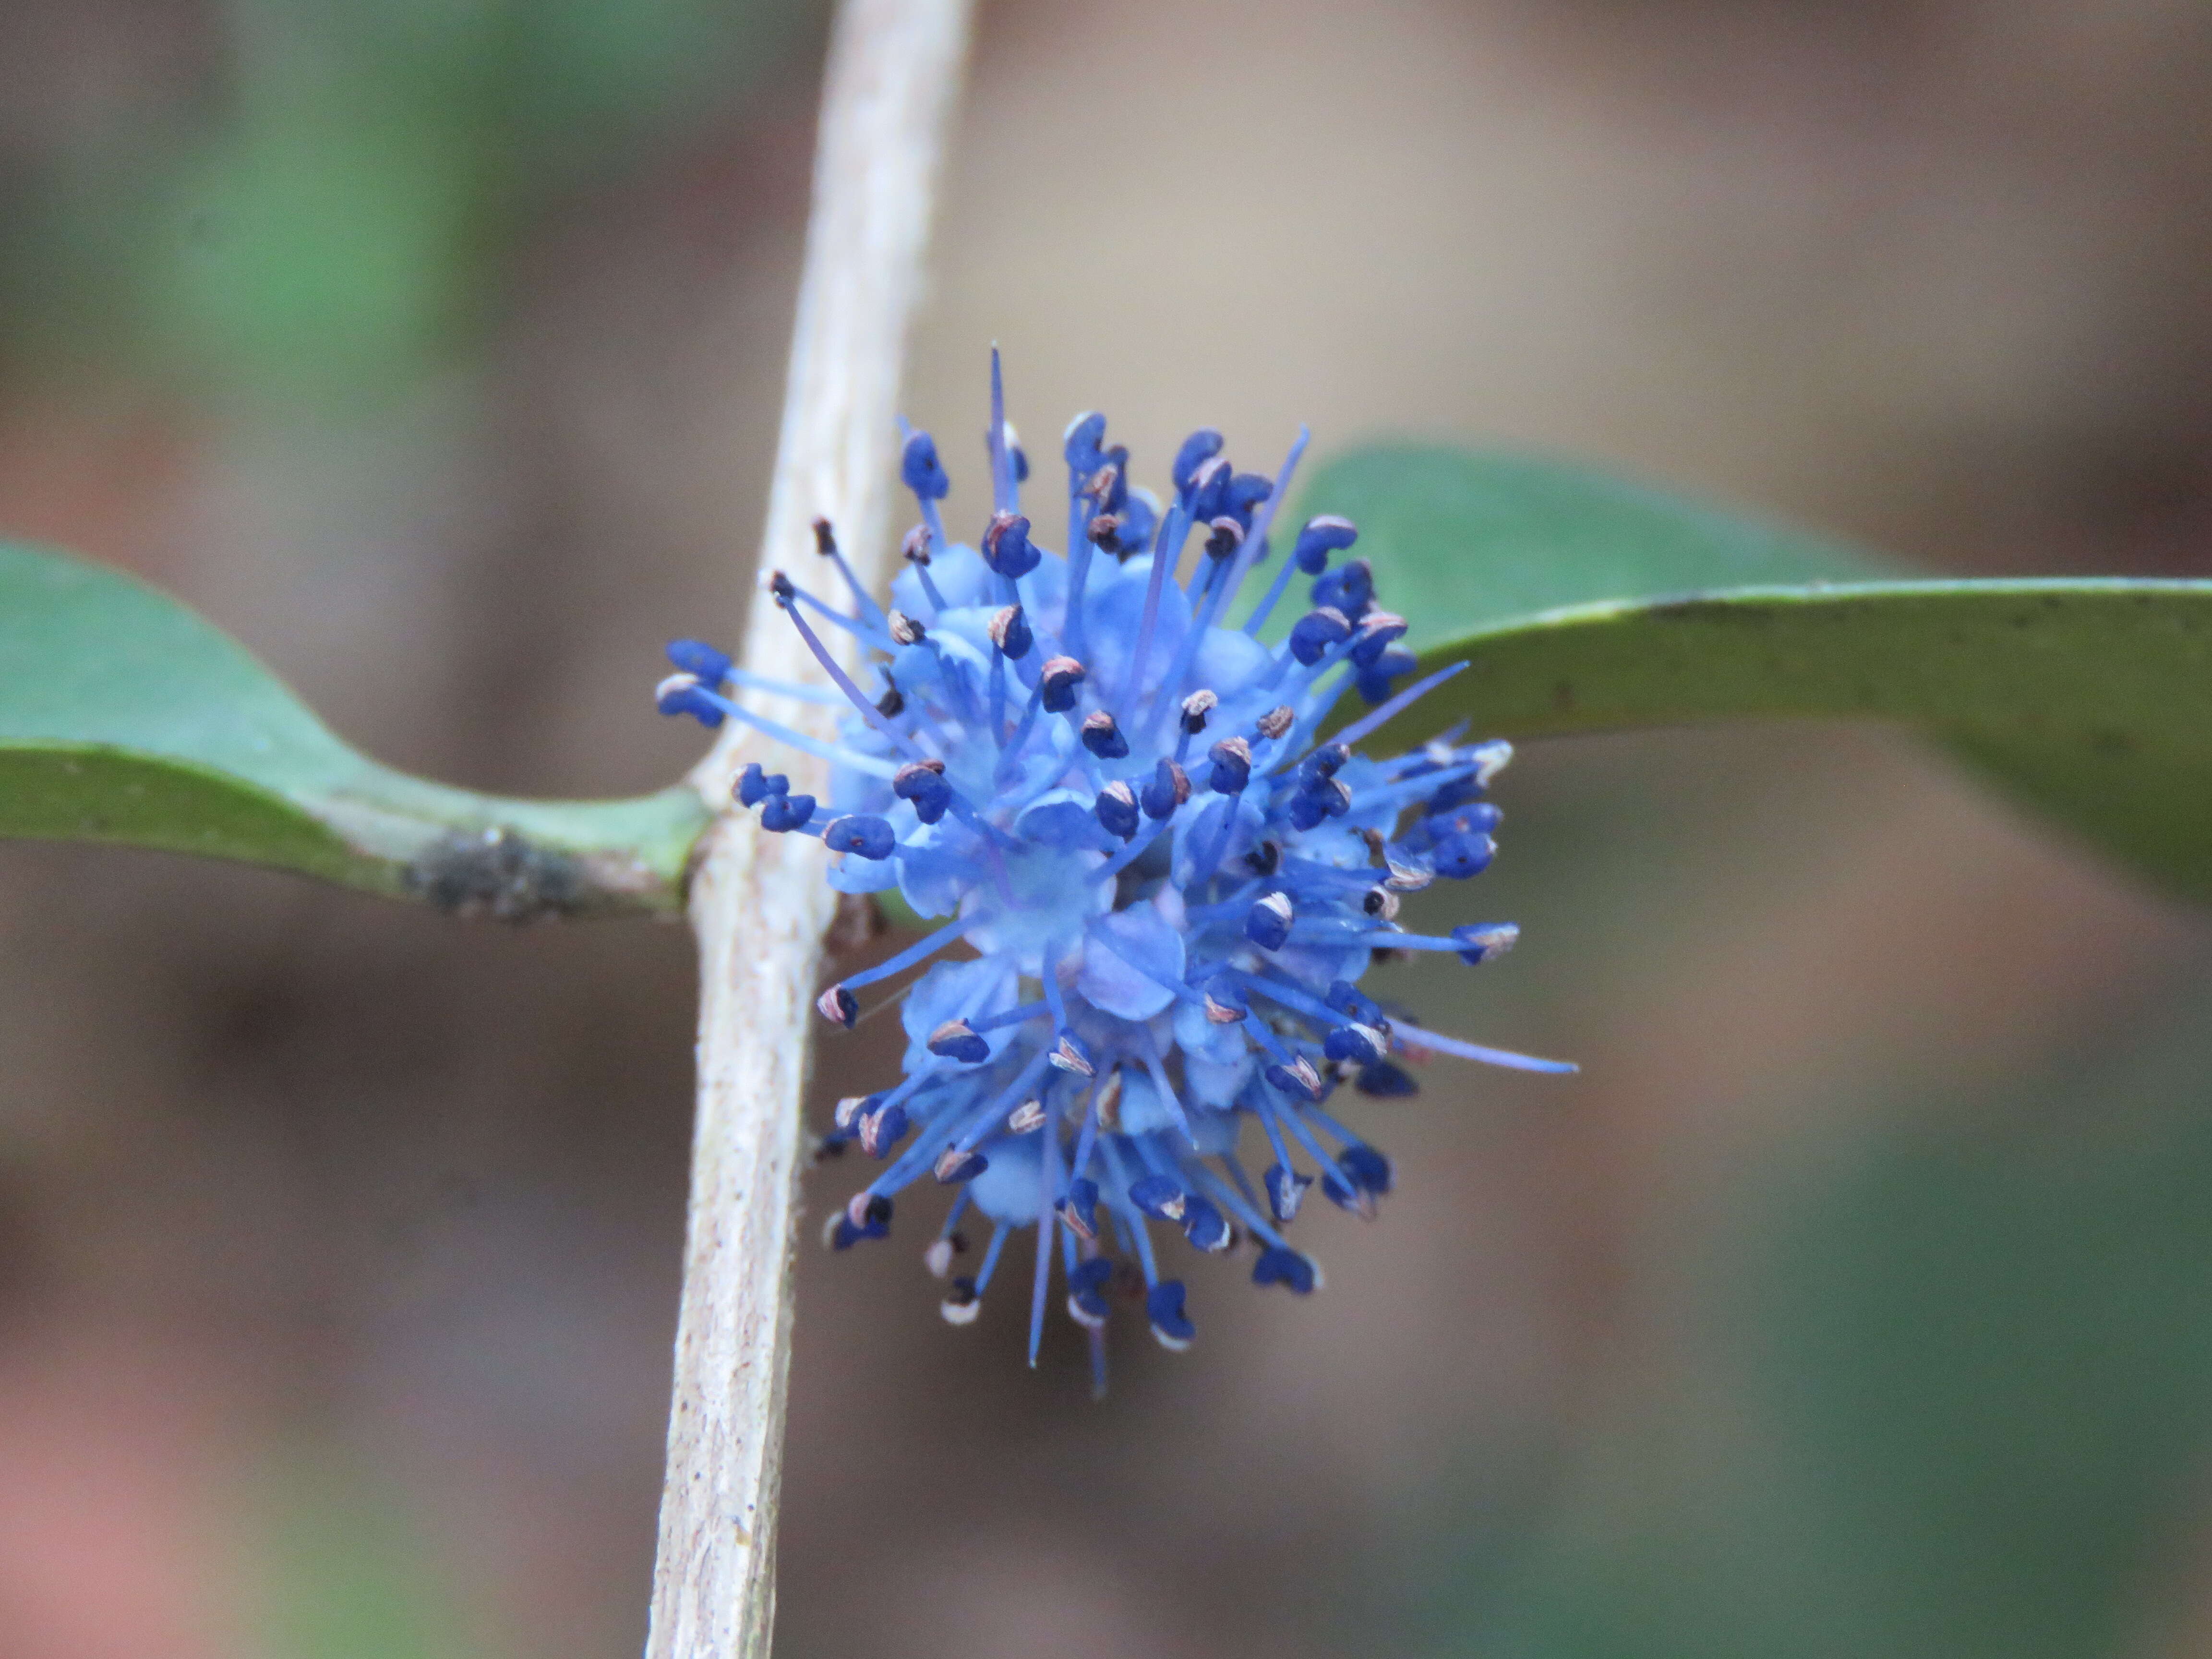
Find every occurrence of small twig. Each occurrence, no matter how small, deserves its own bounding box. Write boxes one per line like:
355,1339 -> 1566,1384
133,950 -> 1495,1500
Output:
646,3 -> 973,1657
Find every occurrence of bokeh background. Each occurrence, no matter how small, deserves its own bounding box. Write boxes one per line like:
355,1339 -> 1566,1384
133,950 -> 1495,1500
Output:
3,0 -> 2212,1654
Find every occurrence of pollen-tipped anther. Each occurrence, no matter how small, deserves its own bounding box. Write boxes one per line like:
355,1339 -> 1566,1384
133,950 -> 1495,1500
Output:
1039,656 -> 1086,712
1208,735 -> 1252,793
934,1147 -> 988,1184
1246,891 -> 1294,950
1082,710 -> 1129,759
940,1277 -> 981,1324
988,604 -> 1033,658
927,1020 -> 990,1063
846,1191 -> 893,1230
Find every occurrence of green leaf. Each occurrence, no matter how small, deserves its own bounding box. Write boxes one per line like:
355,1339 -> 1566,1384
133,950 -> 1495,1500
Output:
0,542 -> 708,916
1300,445 -> 1901,642
1303,448 -> 2212,901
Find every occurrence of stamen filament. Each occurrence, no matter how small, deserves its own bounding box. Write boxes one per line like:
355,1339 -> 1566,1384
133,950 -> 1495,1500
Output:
839,919 -> 971,993
1391,1021 -> 1579,1074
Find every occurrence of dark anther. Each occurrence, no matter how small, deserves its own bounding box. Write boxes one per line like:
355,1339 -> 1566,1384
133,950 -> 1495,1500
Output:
1040,656 -> 1087,712
817,985 -> 858,1028
1187,455 -> 1233,521
1147,1281 -> 1196,1348
1293,514 -> 1358,575
848,1191 -> 894,1229
1064,412 -> 1107,473
1252,1248 -> 1319,1295
812,517 -> 838,556
1246,891 -> 1293,950
1264,1164 -> 1313,1225
760,793 -> 816,833
822,815 -> 897,860
1298,745 -> 1351,786
894,759 -> 952,825
1324,980 -> 1387,1026
988,605 -> 1033,659
1242,840 -> 1280,876
1140,759 -> 1190,820
934,1148 -> 989,1185
737,763 -> 787,807
1208,735 -> 1252,794
1094,781 -> 1139,842
876,685 -> 906,718
1204,516 -> 1244,560
1130,1174 -> 1189,1223
1058,1178 -> 1100,1240
1312,557 -> 1374,617
901,523 -> 933,565
902,431 -> 950,499
1226,472 -> 1274,523
1352,611 -> 1408,666
1431,832 -> 1495,880
1288,605 -> 1352,665
769,570 -> 796,605
858,1101 -> 909,1158
1323,1023 -> 1386,1065
1182,1197 -> 1234,1253
1082,710 -> 1130,759
928,1019 -> 992,1064
1171,429 -> 1225,496
982,511 -> 1040,578
1356,1061 -> 1419,1098
1179,689 -> 1217,733
665,639 -> 734,684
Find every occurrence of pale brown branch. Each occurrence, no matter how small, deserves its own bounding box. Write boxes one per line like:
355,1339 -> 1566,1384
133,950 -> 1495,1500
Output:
646,3 -> 974,1655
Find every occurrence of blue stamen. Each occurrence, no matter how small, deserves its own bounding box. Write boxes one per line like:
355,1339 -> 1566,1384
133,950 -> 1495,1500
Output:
812,518 -> 889,633
837,919 -> 970,994
1390,1020 -> 1579,1074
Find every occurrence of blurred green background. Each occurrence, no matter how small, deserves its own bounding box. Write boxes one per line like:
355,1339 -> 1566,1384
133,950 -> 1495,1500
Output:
3,1 -> 2212,1656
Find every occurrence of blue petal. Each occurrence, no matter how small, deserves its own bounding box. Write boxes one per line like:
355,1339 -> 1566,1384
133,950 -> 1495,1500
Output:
1077,906 -> 1186,1020
1017,789 -> 1120,853
966,1133 -> 1044,1223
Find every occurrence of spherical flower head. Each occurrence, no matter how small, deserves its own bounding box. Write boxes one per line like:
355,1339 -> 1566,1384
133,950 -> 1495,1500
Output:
657,354 -> 1574,1389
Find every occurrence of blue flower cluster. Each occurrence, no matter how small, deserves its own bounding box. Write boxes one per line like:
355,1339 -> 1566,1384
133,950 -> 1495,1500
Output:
657,357 -> 1572,1387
